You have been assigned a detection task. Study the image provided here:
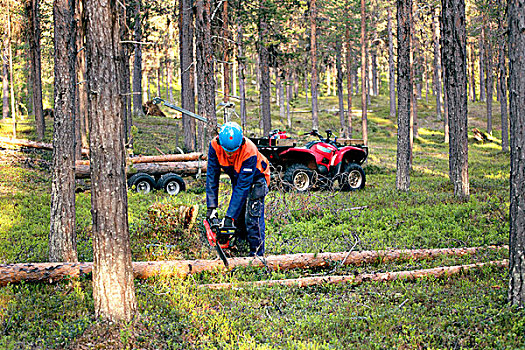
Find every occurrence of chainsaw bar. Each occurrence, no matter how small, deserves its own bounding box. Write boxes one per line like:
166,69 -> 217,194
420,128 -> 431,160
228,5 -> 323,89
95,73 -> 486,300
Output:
203,219 -> 229,267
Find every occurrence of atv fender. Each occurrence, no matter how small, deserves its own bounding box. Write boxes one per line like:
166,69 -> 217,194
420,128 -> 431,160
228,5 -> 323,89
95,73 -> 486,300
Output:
332,146 -> 368,166
278,148 -> 317,169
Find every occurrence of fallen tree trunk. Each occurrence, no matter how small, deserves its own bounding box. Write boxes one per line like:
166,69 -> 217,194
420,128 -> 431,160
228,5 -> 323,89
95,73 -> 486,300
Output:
0,137 -> 89,156
75,160 -> 208,178
75,152 -> 207,166
200,260 -> 509,290
0,246 -> 507,286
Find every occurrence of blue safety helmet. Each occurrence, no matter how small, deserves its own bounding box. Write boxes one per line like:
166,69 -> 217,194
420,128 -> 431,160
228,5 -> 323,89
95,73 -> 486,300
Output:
219,122 -> 243,152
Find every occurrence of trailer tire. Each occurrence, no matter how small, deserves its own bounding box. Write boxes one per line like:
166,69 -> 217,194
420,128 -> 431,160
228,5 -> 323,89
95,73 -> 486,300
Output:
157,173 -> 186,195
128,173 -> 156,194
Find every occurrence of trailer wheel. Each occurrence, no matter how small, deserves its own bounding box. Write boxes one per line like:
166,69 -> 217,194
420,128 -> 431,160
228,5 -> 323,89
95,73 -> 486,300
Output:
341,163 -> 366,191
158,173 -> 186,195
128,173 -> 155,194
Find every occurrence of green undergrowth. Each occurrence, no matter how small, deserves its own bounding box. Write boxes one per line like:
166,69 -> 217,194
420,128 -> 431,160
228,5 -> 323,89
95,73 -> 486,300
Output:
0,91 -> 522,348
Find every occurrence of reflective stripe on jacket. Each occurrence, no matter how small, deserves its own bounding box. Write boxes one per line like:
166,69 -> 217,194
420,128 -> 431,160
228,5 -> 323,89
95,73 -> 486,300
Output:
206,137 -> 270,220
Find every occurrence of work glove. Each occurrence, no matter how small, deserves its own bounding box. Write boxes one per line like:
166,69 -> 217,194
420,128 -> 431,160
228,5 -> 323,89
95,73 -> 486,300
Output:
206,208 -> 218,220
206,208 -> 220,227
220,216 -> 235,229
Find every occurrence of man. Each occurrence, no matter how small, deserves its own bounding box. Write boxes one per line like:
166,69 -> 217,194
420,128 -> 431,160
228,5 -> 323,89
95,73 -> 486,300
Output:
206,122 -> 270,256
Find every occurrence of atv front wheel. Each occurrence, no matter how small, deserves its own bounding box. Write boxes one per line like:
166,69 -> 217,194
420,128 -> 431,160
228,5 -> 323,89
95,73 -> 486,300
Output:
283,164 -> 315,192
341,163 -> 366,191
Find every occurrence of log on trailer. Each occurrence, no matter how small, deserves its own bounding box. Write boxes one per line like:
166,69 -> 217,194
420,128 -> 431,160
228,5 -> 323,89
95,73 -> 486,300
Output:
74,160 -> 208,178
75,152 -> 207,166
0,137 -> 89,156
200,260 -> 509,290
0,246 -> 507,286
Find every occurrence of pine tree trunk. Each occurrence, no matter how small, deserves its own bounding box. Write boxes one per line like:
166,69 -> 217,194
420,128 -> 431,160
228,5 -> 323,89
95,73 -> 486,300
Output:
7,3 -> 16,137
441,0 -> 469,199
388,6 -> 396,118
258,4 -> 271,136
237,20 -> 247,130
2,54 -> 8,119
336,39 -> 346,136
287,69 -> 292,129
360,0 -> 368,144
411,13 -> 418,140
345,32 -> 353,138
180,0 -> 196,150
508,0 -> 525,307
479,25 -> 486,102
50,0 -> 78,263
371,49 -> 378,96
25,0 -> 45,141
195,0 -> 217,146
469,42 -> 477,102
396,0 -> 412,192
76,0 -> 89,152
498,4 -> 509,153
432,8 -> 442,120
132,0 -> 144,116
486,40 -> 493,134
85,0 -> 137,322
277,69 -> 285,123
222,0 -> 230,102
310,0 -> 319,130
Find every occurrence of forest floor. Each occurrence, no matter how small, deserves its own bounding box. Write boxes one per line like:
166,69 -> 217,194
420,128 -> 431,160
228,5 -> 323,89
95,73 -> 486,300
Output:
0,87 -> 523,349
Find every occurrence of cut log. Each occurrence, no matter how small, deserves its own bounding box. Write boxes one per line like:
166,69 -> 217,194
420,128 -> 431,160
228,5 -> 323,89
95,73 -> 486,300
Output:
74,160 -> 208,178
0,246 -> 507,286
200,260 -> 509,290
75,152 -> 207,166
0,137 -> 89,156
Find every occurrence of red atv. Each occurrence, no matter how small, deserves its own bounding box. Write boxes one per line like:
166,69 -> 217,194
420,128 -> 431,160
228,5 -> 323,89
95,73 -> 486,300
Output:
253,129 -> 368,192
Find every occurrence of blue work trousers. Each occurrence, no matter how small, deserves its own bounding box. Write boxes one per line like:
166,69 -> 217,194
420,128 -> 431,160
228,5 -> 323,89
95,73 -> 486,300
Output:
235,177 -> 268,256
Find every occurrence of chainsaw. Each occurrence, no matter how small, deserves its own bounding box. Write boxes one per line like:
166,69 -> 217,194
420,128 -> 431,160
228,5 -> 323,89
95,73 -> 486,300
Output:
203,218 -> 237,267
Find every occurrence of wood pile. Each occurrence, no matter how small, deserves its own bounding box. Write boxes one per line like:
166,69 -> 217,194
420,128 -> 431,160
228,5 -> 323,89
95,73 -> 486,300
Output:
74,153 -> 208,178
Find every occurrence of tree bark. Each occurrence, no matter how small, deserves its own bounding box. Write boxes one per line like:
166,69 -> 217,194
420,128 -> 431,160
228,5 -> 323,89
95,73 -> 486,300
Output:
360,0 -> 368,145
50,0 -> 78,263
345,22 -> 353,138
76,0 -> 89,153
486,38 -> 494,134
194,0 -> 217,146
86,0 -> 137,322
388,6 -> 396,119
0,246 -> 507,286
396,0 -> 412,192
132,0 -> 144,117
469,42 -> 477,102
7,0 -> 16,137
75,161 -> 208,178
180,0 -> 196,151
201,260 -> 508,290
258,3 -> 271,136
222,0 -> 230,103
498,3 -> 509,153
432,8 -> 442,121
310,0 -> 319,130
336,39 -> 346,137
237,19 -> 247,130
441,0 -> 469,199
479,24 -> 486,102
508,0 -> 525,308
2,49 -> 8,119
25,0 -> 45,141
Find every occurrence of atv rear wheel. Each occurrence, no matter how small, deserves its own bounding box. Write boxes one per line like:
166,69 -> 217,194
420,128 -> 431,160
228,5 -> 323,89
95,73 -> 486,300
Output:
283,164 -> 315,192
341,163 -> 366,191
